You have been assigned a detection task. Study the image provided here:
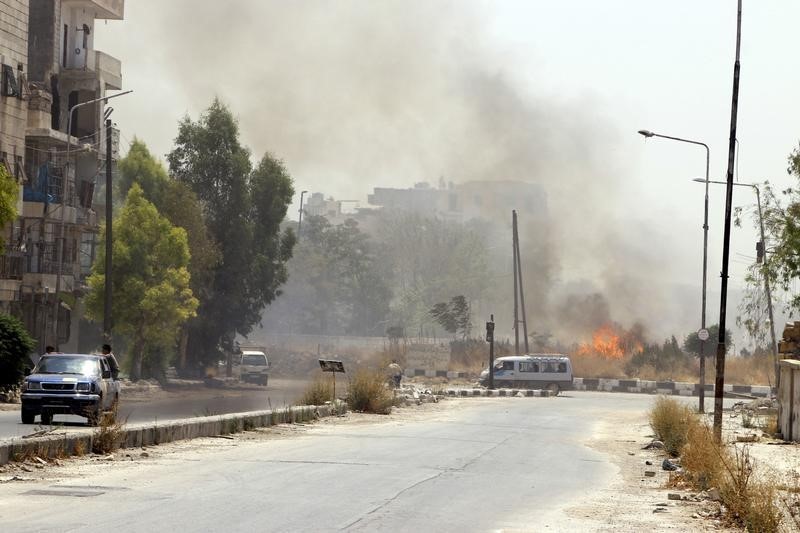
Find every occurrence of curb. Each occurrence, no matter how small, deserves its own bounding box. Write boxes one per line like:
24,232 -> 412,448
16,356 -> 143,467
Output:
0,403 -> 344,466
572,378 -> 773,398
445,388 -> 552,398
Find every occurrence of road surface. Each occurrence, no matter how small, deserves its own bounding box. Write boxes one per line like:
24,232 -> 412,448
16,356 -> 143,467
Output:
0,377 -> 309,440
0,392 -> 728,532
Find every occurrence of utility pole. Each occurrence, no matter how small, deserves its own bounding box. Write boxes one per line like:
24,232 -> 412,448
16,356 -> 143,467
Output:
103,118 -> 113,341
514,211 -> 529,353
486,315 -> 495,390
297,190 -> 308,240
512,211 -> 519,354
713,0 -> 742,441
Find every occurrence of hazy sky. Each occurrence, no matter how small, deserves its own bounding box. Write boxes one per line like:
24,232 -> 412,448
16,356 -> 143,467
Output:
94,1 -> 800,346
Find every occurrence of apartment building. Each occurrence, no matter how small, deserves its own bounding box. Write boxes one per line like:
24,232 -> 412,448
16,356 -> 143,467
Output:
0,0 -> 124,351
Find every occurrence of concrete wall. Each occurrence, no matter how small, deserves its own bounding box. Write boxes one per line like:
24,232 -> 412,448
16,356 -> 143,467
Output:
27,0 -> 59,83
0,0 -> 29,163
779,359 -> 800,441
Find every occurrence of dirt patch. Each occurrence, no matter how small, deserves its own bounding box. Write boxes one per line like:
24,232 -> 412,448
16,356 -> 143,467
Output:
563,410 -> 737,532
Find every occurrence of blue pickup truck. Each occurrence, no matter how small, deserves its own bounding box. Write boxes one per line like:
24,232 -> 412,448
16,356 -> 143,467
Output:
21,354 -> 121,426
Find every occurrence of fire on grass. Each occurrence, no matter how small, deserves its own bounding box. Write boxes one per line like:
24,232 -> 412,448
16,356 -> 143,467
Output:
570,322 -> 650,380
575,323 -> 644,360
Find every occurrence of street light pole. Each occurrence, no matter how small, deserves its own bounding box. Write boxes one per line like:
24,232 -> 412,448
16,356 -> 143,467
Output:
297,190 -> 308,240
639,129 -> 710,412
695,179 -> 779,386
53,90 -> 132,349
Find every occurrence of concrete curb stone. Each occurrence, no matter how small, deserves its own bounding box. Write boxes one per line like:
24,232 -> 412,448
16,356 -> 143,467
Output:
0,403 -> 345,466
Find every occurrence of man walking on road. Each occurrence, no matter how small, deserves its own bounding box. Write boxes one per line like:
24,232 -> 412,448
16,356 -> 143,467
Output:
388,360 -> 403,389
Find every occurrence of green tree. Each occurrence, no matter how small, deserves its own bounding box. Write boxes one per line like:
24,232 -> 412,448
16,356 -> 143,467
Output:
167,99 -> 295,365
264,216 -> 391,335
86,184 -> 198,380
429,295 -> 472,340
0,313 -> 35,388
734,145 -> 800,347
375,211 -> 491,335
0,164 -> 20,254
117,140 -> 221,373
683,325 -> 733,356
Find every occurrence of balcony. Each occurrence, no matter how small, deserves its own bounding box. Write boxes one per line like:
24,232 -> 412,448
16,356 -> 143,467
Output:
62,0 -> 124,20
62,50 -> 122,91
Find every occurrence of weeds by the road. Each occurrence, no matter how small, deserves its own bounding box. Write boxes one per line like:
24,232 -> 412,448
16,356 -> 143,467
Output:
680,417 -> 725,491
649,396 -> 692,456
92,412 -> 126,454
347,368 -> 393,414
301,377 -> 334,406
650,397 -> 782,530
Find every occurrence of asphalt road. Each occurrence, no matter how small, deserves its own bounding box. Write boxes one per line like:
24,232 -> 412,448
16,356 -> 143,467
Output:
0,392 -> 732,532
0,377 -> 309,440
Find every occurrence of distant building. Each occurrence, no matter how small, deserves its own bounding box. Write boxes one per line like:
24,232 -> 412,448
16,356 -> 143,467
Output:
0,0 -> 125,352
367,180 -> 547,223
303,192 -> 359,226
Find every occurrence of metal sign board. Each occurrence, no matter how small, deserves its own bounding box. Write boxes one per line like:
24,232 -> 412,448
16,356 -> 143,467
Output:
319,359 -> 345,373
698,329 -> 710,341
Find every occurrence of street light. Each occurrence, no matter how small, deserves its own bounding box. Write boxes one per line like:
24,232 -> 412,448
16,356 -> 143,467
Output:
639,129 -> 711,412
297,190 -> 308,239
693,178 -> 779,386
53,90 -> 132,349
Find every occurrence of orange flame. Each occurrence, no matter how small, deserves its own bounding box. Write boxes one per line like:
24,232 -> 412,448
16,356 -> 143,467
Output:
576,324 -> 633,359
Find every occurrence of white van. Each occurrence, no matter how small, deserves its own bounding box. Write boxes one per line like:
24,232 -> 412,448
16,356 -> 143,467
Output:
478,354 -> 573,395
240,350 -> 269,386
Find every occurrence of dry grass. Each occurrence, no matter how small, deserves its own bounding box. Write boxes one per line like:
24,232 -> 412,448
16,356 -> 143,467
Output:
676,415 -> 782,531
680,418 -> 727,490
347,368 -> 394,414
725,356 -> 775,388
718,446 -> 782,532
92,413 -> 126,455
300,376 -> 334,406
73,438 -> 86,457
569,352 -> 774,385
649,396 -> 693,456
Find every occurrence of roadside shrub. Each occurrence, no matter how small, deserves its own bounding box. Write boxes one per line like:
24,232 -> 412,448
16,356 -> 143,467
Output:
649,396 -> 692,456
92,413 -> 126,454
347,368 -> 393,414
301,377 -> 334,406
680,417 -> 727,490
678,418 -> 782,530
0,313 -> 35,388
719,446 -> 781,532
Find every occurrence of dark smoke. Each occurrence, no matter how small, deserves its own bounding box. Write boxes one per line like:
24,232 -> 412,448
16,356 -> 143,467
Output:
103,0 -> 695,342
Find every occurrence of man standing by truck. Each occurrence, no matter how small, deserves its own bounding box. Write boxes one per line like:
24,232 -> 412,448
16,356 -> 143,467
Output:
102,344 -> 120,380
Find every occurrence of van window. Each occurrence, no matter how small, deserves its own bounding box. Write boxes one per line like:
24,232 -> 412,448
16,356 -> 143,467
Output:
542,362 -> 558,373
519,362 -> 539,372
242,354 -> 267,366
494,360 -> 514,371
558,362 -> 567,373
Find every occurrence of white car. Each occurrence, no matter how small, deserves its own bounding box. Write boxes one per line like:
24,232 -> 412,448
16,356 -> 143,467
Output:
240,350 -> 269,386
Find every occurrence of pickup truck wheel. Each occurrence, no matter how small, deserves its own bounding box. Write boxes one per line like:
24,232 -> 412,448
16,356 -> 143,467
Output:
21,410 -> 35,424
40,411 -> 53,425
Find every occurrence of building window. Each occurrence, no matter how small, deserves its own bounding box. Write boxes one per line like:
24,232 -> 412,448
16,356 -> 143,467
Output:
63,24 -> 69,67
1,65 -> 19,97
81,24 -> 90,50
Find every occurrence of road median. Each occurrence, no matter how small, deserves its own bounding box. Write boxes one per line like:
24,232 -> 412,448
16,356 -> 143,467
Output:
0,403 -> 345,465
